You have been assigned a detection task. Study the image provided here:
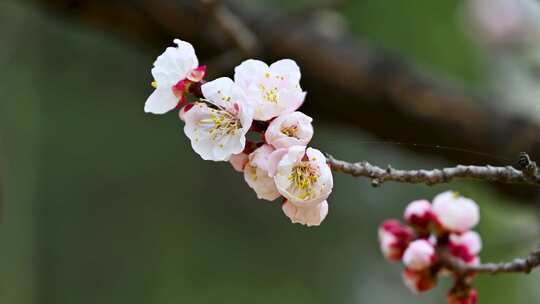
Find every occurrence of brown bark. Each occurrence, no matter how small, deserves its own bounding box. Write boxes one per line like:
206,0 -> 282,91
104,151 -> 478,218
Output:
327,153 -> 540,188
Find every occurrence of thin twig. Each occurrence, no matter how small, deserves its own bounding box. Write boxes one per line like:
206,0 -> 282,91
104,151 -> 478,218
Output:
441,246 -> 540,275
325,153 -> 540,187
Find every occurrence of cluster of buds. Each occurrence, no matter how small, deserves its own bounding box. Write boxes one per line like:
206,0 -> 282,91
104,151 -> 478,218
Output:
378,191 -> 482,303
145,39 -> 333,226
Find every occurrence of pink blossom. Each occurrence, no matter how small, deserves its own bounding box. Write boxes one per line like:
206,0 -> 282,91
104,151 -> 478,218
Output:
229,153 -> 249,172
404,199 -> 432,228
244,144 -> 280,201
449,231 -> 482,264
274,146 -> 333,207
265,111 -> 314,149
402,268 -> 437,294
403,239 -> 437,271
282,200 -> 328,227
234,59 -> 306,121
266,148 -> 288,177
432,191 -> 479,233
378,219 -> 415,261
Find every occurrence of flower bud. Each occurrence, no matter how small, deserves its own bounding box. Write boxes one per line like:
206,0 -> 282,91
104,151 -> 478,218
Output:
378,219 -> 415,261
402,268 -> 438,294
404,199 -> 432,228
403,239 -> 437,271
432,191 -> 479,233
449,231 -> 482,264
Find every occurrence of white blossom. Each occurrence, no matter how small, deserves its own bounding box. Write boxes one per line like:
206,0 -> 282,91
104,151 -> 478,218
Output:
145,39 -> 200,114
183,77 -> 253,161
234,59 -> 306,121
274,146 -> 333,207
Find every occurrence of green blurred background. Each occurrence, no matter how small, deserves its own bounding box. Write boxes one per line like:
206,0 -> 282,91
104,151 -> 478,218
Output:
1,0 -> 539,303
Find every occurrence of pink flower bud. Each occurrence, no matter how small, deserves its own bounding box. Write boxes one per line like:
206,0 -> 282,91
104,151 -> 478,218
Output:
449,231 -> 482,264
378,219 -> 415,261
403,240 -> 437,271
404,199 -> 432,227
282,200 -> 329,227
229,153 -> 249,172
448,287 -> 478,304
432,191 -> 479,233
402,268 -> 438,294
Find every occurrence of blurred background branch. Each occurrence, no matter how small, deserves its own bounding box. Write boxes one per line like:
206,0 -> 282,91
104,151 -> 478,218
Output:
2,1 -> 540,303
199,0 -> 259,56
34,0 -> 540,203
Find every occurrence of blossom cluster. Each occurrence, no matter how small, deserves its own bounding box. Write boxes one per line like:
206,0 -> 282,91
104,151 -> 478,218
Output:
378,191 -> 481,304
145,39 -> 333,226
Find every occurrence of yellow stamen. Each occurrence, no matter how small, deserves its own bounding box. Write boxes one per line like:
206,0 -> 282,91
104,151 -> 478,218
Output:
198,108 -> 241,142
151,80 -> 158,88
288,162 -> 320,200
281,125 -> 298,138
260,84 -> 279,104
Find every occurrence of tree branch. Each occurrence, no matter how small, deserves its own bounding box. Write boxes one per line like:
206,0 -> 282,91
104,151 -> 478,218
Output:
441,246 -> 540,275
34,0 -> 540,202
326,153 -> 540,187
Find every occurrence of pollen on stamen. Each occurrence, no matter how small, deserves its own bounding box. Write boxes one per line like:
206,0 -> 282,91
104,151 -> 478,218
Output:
288,162 -> 320,200
151,81 -> 158,88
281,125 -> 299,138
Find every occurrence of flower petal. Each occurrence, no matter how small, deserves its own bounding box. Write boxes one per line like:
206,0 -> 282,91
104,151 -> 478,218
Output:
144,87 -> 178,114
269,59 -> 301,84
234,59 -> 269,88
152,39 -> 198,86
